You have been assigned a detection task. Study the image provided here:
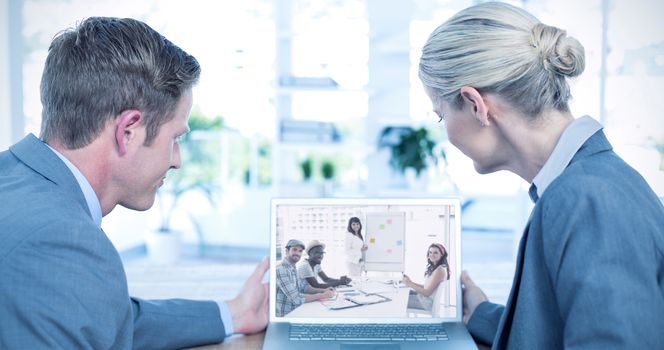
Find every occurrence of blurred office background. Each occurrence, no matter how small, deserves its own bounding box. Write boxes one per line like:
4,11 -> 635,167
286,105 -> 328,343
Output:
2,0 -> 663,303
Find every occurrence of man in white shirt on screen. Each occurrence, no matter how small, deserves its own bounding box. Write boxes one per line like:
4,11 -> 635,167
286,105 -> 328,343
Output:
297,240 -> 352,289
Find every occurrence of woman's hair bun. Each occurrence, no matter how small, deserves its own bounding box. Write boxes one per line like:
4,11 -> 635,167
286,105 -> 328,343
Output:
530,23 -> 585,78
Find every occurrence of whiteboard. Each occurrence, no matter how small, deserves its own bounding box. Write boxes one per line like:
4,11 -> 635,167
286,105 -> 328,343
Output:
364,212 -> 405,272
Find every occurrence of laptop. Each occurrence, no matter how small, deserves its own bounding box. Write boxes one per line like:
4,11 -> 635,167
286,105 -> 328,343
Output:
263,198 -> 477,350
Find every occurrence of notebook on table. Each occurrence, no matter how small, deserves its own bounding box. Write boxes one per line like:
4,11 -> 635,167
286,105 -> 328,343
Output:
263,198 -> 477,350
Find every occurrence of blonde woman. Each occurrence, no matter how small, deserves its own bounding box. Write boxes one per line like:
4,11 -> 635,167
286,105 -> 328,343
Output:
419,2 -> 664,348
344,217 -> 367,276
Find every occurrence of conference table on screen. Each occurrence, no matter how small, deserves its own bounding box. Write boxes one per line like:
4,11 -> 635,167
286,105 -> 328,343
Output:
286,279 -> 411,318
183,278 -> 488,350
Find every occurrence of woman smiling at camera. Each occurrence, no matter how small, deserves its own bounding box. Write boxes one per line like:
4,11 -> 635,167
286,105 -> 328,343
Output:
402,243 -> 450,314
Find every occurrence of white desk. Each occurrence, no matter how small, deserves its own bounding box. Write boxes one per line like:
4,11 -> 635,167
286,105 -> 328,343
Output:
125,260 -> 485,349
286,280 -> 410,318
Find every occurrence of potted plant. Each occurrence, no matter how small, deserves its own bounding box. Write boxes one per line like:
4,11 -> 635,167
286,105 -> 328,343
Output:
300,157 -> 313,181
146,110 -> 224,263
378,126 -> 445,190
321,160 -> 335,180
380,126 -> 443,176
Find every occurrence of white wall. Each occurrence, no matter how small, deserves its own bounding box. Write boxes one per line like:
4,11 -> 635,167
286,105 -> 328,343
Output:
0,0 -> 24,150
1,0 -> 13,150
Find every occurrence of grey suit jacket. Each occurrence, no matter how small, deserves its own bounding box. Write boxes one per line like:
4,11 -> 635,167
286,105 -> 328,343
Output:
467,130 -> 664,348
0,134 -> 225,349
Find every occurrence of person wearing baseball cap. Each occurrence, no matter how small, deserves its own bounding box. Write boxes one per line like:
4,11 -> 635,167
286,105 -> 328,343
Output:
275,238 -> 334,317
297,240 -> 352,289
285,239 -> 305,251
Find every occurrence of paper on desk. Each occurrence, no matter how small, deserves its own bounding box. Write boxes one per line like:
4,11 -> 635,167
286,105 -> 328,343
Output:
321,299 -> 356,310
347,294 -> 387,304
381,279 -> 408,288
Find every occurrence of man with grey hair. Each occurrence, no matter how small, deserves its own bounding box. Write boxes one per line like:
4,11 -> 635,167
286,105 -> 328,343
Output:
275,239 -> 335,317
0,17 -> 267,349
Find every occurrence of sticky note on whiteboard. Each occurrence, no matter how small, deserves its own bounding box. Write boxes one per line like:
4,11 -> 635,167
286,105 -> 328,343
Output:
387,249 -> 392,254
387,219 -> 392,224
380,224 -> 385,229
396,240 -> 402,246
370,238 -> 376,243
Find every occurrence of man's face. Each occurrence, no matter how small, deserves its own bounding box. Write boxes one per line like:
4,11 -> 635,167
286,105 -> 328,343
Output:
308,246 -> 325,265
117,90 -> 193,211
286,246 -> 304,264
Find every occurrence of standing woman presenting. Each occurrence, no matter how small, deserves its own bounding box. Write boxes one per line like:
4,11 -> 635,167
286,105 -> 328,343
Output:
418,2 -> 664,349
344,217 -> 367,276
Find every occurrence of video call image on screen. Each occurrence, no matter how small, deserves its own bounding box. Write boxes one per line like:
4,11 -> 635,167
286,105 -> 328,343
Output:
274,204 -> 458,319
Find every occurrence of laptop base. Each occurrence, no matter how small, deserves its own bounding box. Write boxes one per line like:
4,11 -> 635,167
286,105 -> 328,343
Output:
262,322 -> 478,350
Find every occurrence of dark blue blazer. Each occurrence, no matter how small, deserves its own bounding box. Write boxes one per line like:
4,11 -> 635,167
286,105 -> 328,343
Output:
0,135 -> 225,349
468,130 -> 664,349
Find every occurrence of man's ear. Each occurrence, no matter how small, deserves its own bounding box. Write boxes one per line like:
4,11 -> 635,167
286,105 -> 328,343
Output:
460,86 -> 491,127
114,110 -> 143,156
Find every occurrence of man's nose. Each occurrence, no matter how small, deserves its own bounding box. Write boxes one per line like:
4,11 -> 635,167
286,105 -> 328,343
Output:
171,143 -> 182,169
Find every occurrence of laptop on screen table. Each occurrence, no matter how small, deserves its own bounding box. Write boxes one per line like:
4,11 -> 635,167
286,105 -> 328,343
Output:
263,198 -> 477,350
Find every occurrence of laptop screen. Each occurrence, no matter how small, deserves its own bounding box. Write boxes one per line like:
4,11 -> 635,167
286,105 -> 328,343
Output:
269,198 -> 462,323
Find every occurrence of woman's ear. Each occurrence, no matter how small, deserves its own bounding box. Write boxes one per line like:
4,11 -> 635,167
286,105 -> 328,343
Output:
114,110 -> 143,156
460,86 -> 491,127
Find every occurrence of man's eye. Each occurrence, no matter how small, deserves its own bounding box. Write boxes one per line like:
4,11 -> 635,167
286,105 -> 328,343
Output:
175,135 -> 183,143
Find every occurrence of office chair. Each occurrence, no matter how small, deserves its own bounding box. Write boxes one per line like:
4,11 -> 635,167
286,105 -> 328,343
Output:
407,281 -> 445,317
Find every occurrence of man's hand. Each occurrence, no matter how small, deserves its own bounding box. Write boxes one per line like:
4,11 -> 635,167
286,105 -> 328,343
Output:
322,288 -> 335,299
340,276 -> 352,285
227,257 -> 269,335
461,270 -> 488,325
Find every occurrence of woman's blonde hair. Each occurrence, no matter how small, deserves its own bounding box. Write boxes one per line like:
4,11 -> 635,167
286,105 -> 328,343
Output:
419,2 -> 585,117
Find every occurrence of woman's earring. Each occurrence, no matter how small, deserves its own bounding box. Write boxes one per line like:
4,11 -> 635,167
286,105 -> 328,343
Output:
482,113 -> 492,127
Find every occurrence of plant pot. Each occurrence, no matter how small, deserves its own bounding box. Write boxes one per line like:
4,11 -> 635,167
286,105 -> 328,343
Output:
405,168 -> 429,192
145,230 -> 181,264
322,179 -> 334,197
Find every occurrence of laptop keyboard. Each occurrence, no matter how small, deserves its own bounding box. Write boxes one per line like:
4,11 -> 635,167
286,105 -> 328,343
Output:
289,323 -> 448,341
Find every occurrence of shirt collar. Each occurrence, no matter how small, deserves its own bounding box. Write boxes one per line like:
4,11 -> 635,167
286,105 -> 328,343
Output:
282,258 -> 296,268
46,144 -> 103,227
530,116 -> 603,203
